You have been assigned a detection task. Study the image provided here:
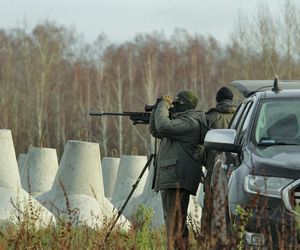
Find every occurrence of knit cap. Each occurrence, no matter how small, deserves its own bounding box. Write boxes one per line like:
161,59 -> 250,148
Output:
216,86 -> 233,103
175,90 -> 199,109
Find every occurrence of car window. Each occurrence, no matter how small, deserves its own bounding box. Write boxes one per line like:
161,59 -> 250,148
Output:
228,103 -> 245,129
253,99 -> 300,145
229,96 -> 254,131
235,101 -> 254,144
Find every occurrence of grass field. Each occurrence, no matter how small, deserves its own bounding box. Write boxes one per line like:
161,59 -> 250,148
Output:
1,201 -> 299,249
0,203 -> 215,250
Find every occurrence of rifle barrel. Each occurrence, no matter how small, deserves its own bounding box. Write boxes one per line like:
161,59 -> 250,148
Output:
89,111 -> 150,125
89,112 -> 132,116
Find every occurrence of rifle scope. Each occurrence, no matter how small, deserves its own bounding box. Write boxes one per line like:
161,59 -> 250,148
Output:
144,97 -> 162,112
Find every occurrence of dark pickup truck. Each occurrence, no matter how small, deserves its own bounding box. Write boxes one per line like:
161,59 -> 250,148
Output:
204,79 -> 300,248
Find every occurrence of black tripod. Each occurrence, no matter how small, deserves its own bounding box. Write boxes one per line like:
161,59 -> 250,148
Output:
104,138 -> 158,242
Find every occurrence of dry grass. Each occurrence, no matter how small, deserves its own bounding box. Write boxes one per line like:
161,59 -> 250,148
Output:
0,198 -> 218,250
1,177 -> 299,249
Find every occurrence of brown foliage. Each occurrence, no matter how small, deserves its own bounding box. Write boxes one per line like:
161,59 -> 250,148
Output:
0,1 -> 300,159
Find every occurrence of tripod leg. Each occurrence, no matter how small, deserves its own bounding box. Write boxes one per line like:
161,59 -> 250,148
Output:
104,153 -> 155,242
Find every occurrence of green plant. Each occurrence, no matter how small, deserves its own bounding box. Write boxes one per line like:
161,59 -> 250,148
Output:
232,205 -> 253,250
132,204 -> 158,249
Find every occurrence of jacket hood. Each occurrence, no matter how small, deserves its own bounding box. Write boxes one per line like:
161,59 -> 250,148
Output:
207,100 -> 236,114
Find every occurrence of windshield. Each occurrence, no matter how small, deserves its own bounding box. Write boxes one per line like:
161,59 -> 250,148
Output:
253,99 -> 300,146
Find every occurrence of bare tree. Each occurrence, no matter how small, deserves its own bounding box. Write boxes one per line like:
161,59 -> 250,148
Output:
279,0 -> 298,78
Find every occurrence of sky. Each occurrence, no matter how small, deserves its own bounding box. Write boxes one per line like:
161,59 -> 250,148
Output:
0,0 -> 283,44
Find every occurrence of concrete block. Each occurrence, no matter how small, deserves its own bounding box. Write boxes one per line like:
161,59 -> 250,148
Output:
0,187 -> 56,229
0,129 -> 21,190
36,140 -> 130,230
17,153 -> 28,178
20,147 -> 58,197
120,160 -> 203,229
51,140 -> 104,203
0,129 -> 56,228
119,161 -> 164,228
111,155 -> 148,206
101,157 -> 120,199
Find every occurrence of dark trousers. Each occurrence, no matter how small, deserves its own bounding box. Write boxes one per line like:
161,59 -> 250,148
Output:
161,188 -> 190,250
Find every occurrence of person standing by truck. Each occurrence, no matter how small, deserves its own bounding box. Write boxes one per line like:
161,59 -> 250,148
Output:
149,90 -> 208,250
201,86 -> 237,247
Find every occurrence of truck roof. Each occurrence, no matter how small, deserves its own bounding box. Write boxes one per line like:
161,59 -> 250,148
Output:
231,79 -> 300,97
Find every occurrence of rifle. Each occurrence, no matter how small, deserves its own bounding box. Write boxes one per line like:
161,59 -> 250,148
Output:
90,109 -> 158,242
89,111 -> 150,125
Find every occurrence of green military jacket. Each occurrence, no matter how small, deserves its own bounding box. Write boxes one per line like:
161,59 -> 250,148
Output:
206,99 -> 237,129
205,99 -> 237,171
149,101 -> 208,195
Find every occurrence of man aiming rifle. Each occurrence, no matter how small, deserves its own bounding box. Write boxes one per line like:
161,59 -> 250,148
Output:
149,90 -> 208,250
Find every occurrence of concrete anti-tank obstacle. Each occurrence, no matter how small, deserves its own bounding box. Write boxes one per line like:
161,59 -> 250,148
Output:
122,161 -> 203,229
101,157 -> 120,199
0,130 -> 21,190
20,147 -> 59,197
0,129 -> 56,228
110,155 -> 148,208
17,153 -> 28,179
0,187 -> 57,229
186,166 -> 206,228
196,166 -> 206,207
122,160 -> 164,228
196,183 -> 205,207
36,140 -> 130,229
188,193 -> 203,229
51,140 -> 105,202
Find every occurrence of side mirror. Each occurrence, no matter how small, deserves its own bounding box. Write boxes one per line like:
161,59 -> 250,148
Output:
204,129 -> 240,152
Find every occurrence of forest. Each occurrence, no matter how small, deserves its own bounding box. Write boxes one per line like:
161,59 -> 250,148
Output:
1,0 -> 300,159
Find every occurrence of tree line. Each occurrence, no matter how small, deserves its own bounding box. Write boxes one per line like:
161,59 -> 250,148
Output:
0,0 -> 299,159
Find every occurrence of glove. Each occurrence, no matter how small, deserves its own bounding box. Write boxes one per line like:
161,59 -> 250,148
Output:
162,95 -> 173,106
